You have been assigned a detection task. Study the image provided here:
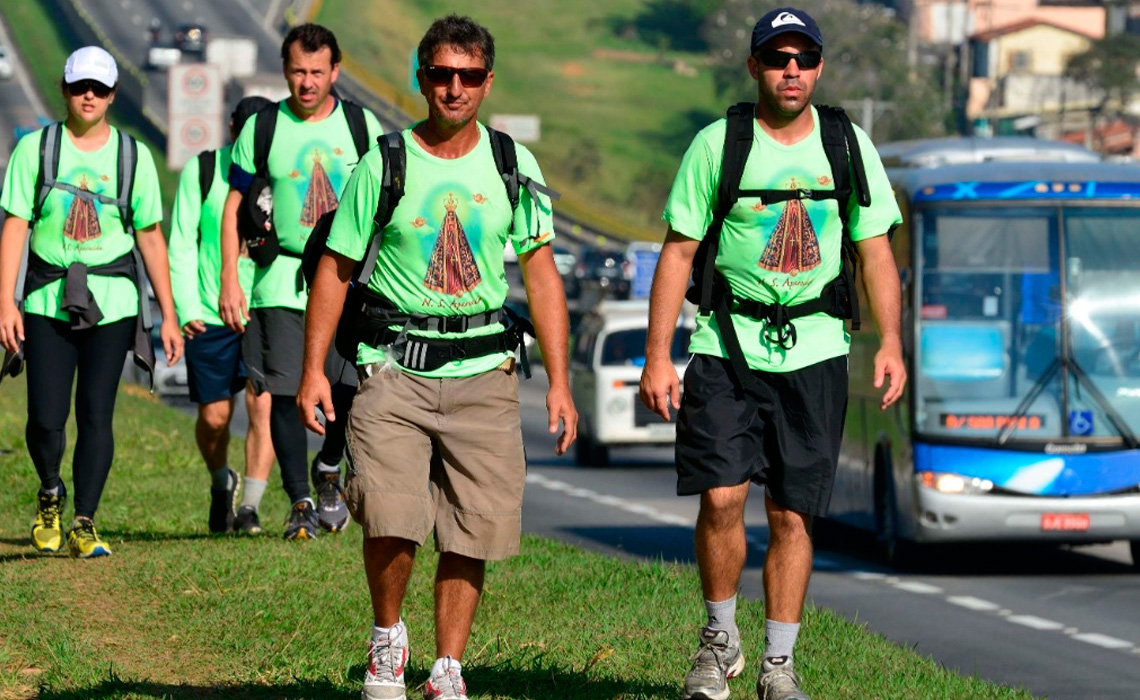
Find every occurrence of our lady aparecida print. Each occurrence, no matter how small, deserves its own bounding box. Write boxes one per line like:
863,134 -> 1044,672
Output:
758,178 -> 821,277
300,149 -> 340,228
64,175 -> 102,243
424,193 -> 482,296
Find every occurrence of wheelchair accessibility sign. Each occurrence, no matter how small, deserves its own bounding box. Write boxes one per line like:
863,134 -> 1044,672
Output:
1069,410 -> 1094,437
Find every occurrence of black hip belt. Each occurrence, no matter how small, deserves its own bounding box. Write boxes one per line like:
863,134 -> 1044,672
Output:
730,274 -> 850,350
343,288 -> 532,376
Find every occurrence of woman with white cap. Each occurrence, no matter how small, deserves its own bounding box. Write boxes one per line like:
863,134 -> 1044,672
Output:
0,46 -> 182,558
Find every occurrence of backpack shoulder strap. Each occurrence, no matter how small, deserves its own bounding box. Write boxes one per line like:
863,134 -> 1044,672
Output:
116,130 -> 138,235
487,126 -> 520,211
198,149 -> 216,204
357,132 -> 406,285
253,103 -> 279,178
816,105 -> 870,216
342,101 -> 370,159
32,123 -> 63,225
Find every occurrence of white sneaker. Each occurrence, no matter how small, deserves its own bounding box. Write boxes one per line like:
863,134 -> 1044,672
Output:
422,656 -> 468,700
362,622 -> 409,700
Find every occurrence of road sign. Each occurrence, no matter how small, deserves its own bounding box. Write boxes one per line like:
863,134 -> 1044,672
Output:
489,114 -> 541,143
167,63 -> 224,170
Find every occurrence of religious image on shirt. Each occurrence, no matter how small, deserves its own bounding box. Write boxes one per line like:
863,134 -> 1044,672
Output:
63,175 -> 102,243
757,179 -> 821,277
300,150 -> 339,227
423,193 -> 482,296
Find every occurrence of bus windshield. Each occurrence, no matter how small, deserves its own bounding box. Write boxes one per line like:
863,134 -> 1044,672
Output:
915,205 -> 1140,444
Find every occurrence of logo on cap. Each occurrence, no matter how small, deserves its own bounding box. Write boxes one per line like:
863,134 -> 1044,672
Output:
772,11 -> 806,28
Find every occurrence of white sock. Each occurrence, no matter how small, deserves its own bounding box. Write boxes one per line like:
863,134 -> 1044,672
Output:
316,458 -> 340,474
240,477 -> 267,510
430,656 -> 460,677
372,619 -> 404,641
764,619 -> 801,661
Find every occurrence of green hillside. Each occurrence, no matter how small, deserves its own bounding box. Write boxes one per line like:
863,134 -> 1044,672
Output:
317,0 -> 730,239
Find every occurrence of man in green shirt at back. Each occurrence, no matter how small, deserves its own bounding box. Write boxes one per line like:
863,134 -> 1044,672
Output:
299,15 -> 577,700
219,24 -> 383,540
168,96 -> 275,535
641,8 -> 906,700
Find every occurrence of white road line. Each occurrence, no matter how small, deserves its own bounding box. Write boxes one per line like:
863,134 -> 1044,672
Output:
851,572 -> 887,581
891,581 -> 943,595
1007,615 -> 1066,631
0,10 -> 48,116
948,596 -> 1001,612
1072,633 -> 1134,650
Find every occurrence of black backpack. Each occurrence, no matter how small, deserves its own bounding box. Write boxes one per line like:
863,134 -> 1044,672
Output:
198,149 -> 216,204
688,102 -> 871,389
301,126 -> 561,361
238,100 -> 371,268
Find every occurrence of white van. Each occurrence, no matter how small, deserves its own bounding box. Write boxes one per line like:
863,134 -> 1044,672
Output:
569,300 -> 694,466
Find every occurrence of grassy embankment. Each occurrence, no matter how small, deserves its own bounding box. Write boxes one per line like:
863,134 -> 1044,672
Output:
0,376 -> 1037,699
317,0 -> 732,240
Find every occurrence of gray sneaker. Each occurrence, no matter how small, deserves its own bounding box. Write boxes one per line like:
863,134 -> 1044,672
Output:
312,458 -> 350,532
422,656 -> 468,700
683,627 -> 745,700
362,622 -> 409,700
756,657 -> 810,700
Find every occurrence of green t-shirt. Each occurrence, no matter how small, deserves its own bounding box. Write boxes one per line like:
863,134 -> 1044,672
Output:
230,100 -> 383,311
168,147 -> 256,327
326,122 -> 555,378
1,126 -> 163,325
663,107 -> 902,372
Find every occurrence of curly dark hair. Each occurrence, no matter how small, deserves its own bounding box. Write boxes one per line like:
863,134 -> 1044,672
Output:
417,15 -> 495,70
281,23 -> 341,65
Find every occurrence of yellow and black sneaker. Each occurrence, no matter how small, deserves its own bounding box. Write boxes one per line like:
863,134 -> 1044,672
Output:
283,500 -> 319,541
66,518 -> 112,559
31,485 -> 67,553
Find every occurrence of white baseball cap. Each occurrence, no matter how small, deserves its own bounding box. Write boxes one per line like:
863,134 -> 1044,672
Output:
64,46 -> 118,87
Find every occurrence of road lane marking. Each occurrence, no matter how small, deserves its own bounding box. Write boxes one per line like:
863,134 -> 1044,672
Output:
891,581 -> 943,595
1072,633 -> 1134,650
948,596 -> 1001,612
1008,615 -> 1065,631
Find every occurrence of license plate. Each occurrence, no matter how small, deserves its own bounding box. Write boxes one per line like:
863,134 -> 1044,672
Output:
647,423 -> 676,437
1041,513 -> 1090,532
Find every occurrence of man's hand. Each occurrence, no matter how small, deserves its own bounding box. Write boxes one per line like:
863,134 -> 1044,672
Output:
161,318 -> 185,366
874,337 -> 907,410
218,277 -> 248,333
182,320 -> 207,339
546,382 -> 578,455
639,356 -> 681,422
297,369 -> 334,435
0,299 -> 23,354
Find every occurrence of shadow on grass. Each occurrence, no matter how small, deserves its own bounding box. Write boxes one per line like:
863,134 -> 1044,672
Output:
38,664 -> 679,699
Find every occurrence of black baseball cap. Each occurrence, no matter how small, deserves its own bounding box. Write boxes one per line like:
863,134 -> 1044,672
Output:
750,8 -> 824,53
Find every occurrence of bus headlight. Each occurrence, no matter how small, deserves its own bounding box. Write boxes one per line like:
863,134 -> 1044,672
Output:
919,472 -> 994,494
607,397 -> 629,415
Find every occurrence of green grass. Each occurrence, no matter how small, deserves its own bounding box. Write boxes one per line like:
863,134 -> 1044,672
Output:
316,0 -> 726,239
0,374 -> 1036,699
1,0 -> 179,207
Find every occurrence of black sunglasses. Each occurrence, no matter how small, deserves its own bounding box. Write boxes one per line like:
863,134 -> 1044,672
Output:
66,79 -> 114,98
421,65 -> 490,88
755,49 -> 822,69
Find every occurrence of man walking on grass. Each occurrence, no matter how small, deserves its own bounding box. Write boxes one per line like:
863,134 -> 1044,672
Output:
298,14 -> 576,700
219,23 -> 383,540
640,7 -> 906,700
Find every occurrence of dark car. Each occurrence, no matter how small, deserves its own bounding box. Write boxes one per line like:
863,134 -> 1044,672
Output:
174,23 -> 208,55
574,247 -> 632,300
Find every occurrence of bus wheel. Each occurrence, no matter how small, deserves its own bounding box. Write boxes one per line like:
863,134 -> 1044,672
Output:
874,448 -> 911,569
1131,540 -> 1140,570
575,421 -> 610,467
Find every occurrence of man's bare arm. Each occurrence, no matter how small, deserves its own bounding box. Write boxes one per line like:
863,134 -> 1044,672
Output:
640,229 -> 699,421
856,234 -> 907,409
297,251 -> 354,434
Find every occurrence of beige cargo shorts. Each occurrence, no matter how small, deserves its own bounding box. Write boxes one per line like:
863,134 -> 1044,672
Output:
344,361 -> 525,560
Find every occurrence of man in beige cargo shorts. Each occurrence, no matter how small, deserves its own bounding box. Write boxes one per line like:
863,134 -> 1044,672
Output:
297,14 -> 577,700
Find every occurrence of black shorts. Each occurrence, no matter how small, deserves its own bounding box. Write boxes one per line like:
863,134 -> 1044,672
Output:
184,324 -> 246,404
242,307 -> 304,397
675,353 -> 848,517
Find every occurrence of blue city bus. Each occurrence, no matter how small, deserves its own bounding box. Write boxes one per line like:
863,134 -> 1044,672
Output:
829,143 -> 1140,567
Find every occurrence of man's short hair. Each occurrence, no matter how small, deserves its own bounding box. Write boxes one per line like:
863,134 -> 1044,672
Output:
417,15 -> 495,71
281,23 -> 342,65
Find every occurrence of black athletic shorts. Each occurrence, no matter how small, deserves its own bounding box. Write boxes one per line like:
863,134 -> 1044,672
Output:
675,353 -> 848,517
242,307 -> 304,397
184,324 -> 246,404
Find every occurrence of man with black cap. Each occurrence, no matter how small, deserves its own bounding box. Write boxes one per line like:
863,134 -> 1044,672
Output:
640,7 -> 906,700
169,96 -> 276,534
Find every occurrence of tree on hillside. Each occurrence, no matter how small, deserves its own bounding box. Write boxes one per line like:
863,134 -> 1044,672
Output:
701,0 -> 949,142
1065,33 -> 1140,122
